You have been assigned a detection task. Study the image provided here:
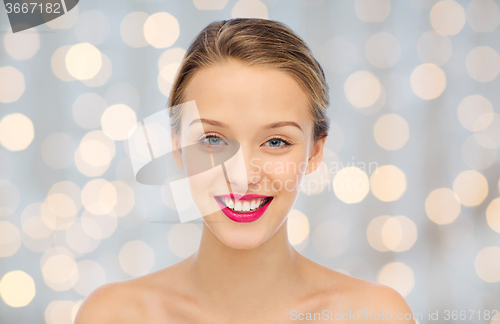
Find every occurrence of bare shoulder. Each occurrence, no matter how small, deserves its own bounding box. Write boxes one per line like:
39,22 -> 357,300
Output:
72,265 -> 182,324
345,279 -> 415,323
302,258 -> 415,323
74,280 -> 150,324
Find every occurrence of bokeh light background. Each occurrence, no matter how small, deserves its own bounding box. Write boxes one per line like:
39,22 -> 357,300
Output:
1,0 -> 500,322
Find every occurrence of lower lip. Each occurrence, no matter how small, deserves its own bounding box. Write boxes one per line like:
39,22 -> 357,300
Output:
214,197 -> 273,223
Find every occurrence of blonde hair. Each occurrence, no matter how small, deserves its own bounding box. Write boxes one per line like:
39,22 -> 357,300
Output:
168,18 -> 330,142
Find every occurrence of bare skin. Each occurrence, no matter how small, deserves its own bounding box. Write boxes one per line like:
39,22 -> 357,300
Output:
75,60 -> 415,324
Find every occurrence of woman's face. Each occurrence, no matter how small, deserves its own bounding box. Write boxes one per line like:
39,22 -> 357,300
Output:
172,59 -> 325,249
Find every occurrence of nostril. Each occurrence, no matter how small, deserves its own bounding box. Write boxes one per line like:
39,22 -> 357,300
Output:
249,175 -> 261,184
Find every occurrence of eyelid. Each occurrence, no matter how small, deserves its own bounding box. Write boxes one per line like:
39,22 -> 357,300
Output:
197,132 -> 220,141
265,136 -> 293,146
198,133 -> 293,147
197,132 -> 229,145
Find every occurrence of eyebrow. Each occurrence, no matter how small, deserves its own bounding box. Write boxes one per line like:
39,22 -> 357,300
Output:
189,118 -> 227,128
264,121 -> 303,133
189,118 -> 303,133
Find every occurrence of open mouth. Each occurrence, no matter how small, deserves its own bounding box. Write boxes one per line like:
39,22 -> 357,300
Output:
215,196 -> 273,214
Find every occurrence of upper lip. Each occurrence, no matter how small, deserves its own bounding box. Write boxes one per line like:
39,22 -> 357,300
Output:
215,193 -> 273,201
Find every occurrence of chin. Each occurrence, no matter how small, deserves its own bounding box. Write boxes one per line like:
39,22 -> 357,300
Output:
213,225 -> 271,250
204,219 -> 273,250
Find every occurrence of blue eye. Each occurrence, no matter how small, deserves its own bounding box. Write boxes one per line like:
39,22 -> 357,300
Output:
264,137 -> 292,148
199,134 -> 227,146
207,137 -> 222,145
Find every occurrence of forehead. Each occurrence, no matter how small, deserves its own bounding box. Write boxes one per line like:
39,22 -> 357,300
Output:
182,60 -> 312,128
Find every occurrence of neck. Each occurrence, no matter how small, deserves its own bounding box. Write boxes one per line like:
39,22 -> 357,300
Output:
186,218 -> 306,310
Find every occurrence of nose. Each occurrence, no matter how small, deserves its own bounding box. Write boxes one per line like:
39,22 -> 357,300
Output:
222,143 -> 261,194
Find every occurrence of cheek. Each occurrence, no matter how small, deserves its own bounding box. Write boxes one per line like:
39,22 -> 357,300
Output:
265,155 -> 308,193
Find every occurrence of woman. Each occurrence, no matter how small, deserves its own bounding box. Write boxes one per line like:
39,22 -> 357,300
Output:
75,18 -> 415,323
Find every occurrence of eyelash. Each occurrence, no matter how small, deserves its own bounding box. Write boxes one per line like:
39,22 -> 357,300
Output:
197,133 -> 293,149
265,136 -> 293,148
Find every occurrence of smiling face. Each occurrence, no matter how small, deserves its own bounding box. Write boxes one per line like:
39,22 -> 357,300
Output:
171,59 -> 325,249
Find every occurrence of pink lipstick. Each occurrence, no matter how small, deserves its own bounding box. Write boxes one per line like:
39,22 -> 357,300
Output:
214,194 -> 273,223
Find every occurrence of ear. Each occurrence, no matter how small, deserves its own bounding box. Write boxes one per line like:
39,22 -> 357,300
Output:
305,136 -> 326,175
171,130 -> 185,171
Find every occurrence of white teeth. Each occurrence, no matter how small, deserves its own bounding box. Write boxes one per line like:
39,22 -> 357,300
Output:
252,198 -> 266,210
251,201 -> 261,211
218,197 -> 270,212
255,198 -> 263,207
234,201 -> 243,211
